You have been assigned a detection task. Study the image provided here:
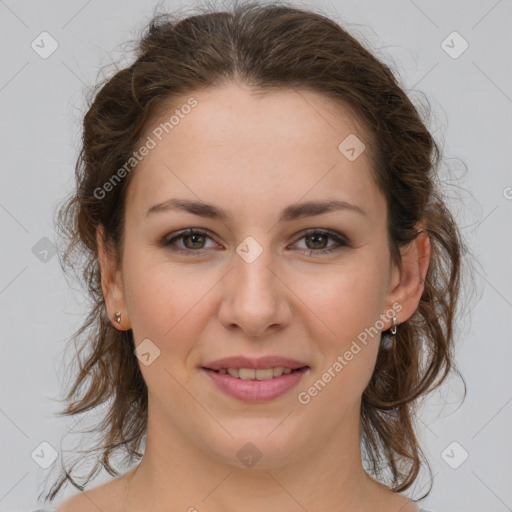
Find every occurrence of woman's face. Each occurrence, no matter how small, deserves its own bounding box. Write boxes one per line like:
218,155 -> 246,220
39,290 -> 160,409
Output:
99,83 -> 426,469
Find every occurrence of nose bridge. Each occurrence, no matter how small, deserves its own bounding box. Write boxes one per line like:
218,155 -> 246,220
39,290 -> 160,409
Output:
219,235 -> 289,335
233,238 -> 279,307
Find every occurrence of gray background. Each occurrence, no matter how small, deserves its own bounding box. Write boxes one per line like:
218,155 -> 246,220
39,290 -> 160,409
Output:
1,0 -> 511,511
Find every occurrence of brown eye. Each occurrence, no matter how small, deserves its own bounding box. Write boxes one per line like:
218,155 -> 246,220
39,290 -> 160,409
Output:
162,229 -> 218,255
161,228 -> 349,257
292,229 -> 349,257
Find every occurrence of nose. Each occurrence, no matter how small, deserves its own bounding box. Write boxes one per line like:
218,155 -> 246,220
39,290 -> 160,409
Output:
217,245 -> 292,337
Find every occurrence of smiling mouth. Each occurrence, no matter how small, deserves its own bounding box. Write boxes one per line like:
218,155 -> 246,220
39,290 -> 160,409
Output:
203,366 -> 309,380
202,365 -> 310,402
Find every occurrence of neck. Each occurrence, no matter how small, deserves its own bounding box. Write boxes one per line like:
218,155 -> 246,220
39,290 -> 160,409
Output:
120,398 -> 405,512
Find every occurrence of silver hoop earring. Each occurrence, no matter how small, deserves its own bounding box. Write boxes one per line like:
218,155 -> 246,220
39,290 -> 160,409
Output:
114,312 -> 122,324
390,314 -> 397,336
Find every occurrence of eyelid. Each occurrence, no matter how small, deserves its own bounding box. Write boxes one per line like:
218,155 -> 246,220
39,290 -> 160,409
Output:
291,228 -> 350,256
294,228 -> 349,245
161,227 -> 350,255
162,228 -> 220,250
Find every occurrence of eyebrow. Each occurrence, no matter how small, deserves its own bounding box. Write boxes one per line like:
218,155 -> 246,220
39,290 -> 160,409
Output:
145,198 -> 368,222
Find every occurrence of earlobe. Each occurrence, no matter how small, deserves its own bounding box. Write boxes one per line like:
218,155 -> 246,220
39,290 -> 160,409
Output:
386,223 -> 431,327
96,225 -> 130,330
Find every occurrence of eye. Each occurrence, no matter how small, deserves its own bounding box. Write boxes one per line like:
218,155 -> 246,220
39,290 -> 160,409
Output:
161,228 -> 219,255
160,228 -> 350,257
291,229 -> 349,257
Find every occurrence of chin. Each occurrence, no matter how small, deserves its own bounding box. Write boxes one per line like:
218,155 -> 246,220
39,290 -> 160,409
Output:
201,421 -> 307,470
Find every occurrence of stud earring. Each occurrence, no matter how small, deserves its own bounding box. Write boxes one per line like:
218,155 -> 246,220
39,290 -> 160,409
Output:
114,312 -> 122,324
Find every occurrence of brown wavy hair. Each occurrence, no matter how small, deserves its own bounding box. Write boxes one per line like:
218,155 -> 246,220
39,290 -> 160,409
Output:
42,0 -> 473,504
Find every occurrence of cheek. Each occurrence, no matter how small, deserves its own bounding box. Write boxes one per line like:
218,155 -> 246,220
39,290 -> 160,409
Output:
297,267 -> 385,409
122,249 -> 217,351
294,259 -> 387,340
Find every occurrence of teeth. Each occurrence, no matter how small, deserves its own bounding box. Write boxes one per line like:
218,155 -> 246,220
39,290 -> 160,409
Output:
255,368 -> 274,380
272,367 -> 284,378
239,368 -> 256,380
217,367 -> 298,380
227,368 -> 240,378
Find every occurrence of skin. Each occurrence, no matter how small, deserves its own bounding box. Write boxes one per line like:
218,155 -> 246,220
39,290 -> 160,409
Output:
58,83 -> 430,512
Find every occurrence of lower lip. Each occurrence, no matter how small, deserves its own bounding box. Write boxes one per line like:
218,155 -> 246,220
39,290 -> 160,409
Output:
202,367 -> 309,402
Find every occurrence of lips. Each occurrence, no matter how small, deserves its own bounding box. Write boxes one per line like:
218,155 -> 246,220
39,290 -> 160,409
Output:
202,365 -> 309,402
201,355 -> 310,402
202,355 -> 309,371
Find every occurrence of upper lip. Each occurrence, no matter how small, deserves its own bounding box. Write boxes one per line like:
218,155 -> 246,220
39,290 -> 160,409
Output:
202,355 -> 309,371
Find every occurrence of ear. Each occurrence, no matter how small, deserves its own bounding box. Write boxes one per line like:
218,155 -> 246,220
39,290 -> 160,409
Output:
385,221 -> 431,328
96,224 -> 131,330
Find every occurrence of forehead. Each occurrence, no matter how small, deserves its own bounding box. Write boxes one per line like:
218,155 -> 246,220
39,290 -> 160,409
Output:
145,83 -> 370,154
126,83 -> 384,220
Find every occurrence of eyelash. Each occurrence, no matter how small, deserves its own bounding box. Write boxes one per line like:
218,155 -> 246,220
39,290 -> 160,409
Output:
160,228 -> 349,257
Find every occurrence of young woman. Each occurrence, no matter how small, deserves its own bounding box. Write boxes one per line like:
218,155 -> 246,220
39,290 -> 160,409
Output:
36,1 -> 469,511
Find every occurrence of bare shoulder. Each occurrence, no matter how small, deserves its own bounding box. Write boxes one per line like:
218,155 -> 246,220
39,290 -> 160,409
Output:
386,493 -> 420,512
367,479 -> 420,512
55,475 -> 129,512
55,493 -> 93,512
